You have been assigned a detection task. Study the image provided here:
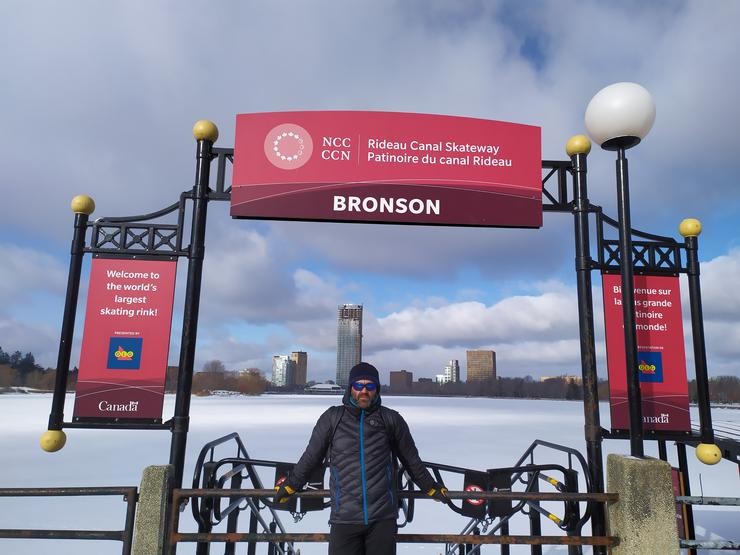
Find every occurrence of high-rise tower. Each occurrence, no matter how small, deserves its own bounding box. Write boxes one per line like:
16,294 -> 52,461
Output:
290,351 -> 308,385
466,350 -> 497,382
336,304 -> 363,386
272,355 -> 293,387
444,359 -> 460,383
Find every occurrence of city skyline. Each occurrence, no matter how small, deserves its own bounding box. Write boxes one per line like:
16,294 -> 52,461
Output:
262,343 -> 503,386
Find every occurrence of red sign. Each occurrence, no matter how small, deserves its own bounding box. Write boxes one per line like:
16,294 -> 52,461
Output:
73,257 -> 177,421
231,111 -> 542,227
602,274 -> 690,432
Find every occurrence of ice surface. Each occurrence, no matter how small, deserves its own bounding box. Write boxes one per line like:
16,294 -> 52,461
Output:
1,393 -> 737,554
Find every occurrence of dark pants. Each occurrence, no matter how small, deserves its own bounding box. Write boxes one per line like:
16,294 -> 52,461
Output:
329,518 -> 397,555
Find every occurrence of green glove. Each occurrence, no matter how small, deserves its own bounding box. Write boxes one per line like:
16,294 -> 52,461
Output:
274,483 -> 295,504
427,484 -> 449,503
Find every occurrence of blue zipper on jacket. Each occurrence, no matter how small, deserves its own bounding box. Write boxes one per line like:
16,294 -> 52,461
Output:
359,408 -> 368,524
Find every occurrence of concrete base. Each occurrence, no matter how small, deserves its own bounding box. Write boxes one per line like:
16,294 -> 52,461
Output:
132,465 -> 173,555
607,454 -> 679,555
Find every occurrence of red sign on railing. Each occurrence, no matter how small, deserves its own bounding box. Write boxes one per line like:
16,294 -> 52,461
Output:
602,274 -> 690,432
73,257 -> 177,422
231,111 -> 542,227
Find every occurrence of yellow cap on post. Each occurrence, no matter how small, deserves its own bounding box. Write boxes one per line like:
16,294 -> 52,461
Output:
40,429 -> 67,452
566,135 -> 591,157
695,443 -> 721,465
192,120 -> 219,142
70,195 -> 95,215
679,218 -> 702,237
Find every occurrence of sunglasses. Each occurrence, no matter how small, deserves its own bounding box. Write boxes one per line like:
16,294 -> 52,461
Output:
351,381 -> 378,392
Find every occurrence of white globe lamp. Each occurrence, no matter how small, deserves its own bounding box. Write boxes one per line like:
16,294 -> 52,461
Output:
585,82 -> 656,150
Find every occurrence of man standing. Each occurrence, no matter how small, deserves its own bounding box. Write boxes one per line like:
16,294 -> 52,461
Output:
275,361 -> 448,554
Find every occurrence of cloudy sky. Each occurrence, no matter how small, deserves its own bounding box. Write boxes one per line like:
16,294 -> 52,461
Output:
2,1 -> 739,384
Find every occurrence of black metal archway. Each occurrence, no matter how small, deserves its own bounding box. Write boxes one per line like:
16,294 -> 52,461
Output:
45,121 -> 720,551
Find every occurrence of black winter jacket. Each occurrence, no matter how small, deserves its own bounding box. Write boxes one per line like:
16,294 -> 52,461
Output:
287,391 -> 436,524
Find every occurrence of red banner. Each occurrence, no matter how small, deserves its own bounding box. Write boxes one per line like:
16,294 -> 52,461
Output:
73,257 -> 177,421
602,274 -> 690,432
231,111 -> 542,227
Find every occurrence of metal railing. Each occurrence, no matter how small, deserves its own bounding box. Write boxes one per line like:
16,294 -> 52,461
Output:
167,433 -> 618,554
169,488 -> 618,551
677,495 -> 740,551
0,486 -> 138,554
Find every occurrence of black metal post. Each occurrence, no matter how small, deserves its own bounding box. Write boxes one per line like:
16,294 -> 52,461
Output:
169,135 -> 215,488
267,521 -> 277,555
569,146 -> 607,551
563,469 -> 581,555
676,442 -> 697,555
247,511 -> 258,555
615,147 -> 644,456
501,519 -> 510,555
225,471 -> 243,555
684,233 -> 714,443
658,440 -> 667,461
527,469 -> 542,555
48,206 -> 91,430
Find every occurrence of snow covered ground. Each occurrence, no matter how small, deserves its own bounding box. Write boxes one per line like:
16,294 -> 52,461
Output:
1,393 -> 738,554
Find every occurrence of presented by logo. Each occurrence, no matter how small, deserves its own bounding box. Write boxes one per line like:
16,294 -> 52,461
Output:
107,336 -> 142,370
637,350 -> 664,383
638,361 -> 656,374
114,346 -> 134,361
263,123 -> 314,170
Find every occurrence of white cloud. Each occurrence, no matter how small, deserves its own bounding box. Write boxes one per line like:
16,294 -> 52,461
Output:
694,248 -> 740,322
369,287 -> 578,351
0,244 -> 66,306
1,1 -> 738,380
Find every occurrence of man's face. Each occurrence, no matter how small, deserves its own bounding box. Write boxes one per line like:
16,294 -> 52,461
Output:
351,379 -> 377,409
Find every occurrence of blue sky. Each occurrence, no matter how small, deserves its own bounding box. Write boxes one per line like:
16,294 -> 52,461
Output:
1,1 -> 739,384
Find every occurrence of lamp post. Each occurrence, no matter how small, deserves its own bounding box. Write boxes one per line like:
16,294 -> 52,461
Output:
585,82 -> 656,457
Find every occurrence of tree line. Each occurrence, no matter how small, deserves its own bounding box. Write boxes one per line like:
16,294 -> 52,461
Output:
0,347 -> 57,390
1,346 -> 739,402
0,347 -> 269,396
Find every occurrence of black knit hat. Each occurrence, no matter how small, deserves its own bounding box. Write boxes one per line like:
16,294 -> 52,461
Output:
348,362 -> 380,387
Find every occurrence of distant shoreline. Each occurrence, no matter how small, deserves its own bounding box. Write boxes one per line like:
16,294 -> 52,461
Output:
3,386 -> 738,410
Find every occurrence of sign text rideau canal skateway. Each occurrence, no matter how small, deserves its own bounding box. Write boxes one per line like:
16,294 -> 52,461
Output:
231,111 -> 542,227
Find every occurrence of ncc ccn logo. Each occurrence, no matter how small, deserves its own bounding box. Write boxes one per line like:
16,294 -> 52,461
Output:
107,337 -> 143,370
637,351 -> 663,383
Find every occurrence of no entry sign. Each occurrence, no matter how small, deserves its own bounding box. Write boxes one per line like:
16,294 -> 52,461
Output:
231,111 -> 542,227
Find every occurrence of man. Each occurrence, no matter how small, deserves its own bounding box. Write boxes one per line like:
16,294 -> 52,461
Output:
274,361 -> 448,554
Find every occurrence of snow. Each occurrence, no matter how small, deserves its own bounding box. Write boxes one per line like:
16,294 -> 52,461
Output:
1,393 -> 737,554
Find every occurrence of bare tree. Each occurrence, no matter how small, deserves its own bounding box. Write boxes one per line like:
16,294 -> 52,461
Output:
202,360 -> 226,374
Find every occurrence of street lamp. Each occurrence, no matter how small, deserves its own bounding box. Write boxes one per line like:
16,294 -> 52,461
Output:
585,82 -> 656,457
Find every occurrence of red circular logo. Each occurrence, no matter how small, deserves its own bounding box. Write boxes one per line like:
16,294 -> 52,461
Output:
264,123 -> 313,170
465,484 -> 485,506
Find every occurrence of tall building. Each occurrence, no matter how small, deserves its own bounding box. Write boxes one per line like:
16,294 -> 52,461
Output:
466,350 -> 497,382
444,359 -> 460,383
336,304 -> 363,386
272,355 -> 293,387
290,351 -> 308,385
390,370 -> 413,392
